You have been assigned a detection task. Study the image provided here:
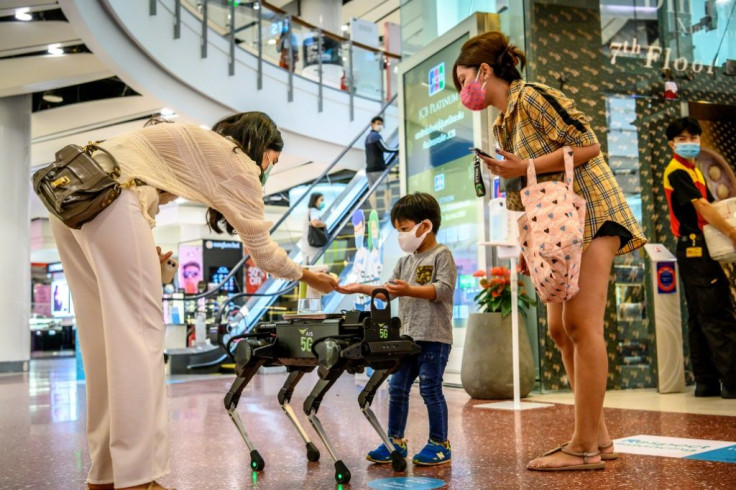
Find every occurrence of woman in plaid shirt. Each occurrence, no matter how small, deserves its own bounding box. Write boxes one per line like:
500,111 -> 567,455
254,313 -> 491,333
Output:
453,31 -> 646,472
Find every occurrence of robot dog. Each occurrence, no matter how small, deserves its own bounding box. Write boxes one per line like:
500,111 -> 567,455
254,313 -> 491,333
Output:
222,290 -> 420,484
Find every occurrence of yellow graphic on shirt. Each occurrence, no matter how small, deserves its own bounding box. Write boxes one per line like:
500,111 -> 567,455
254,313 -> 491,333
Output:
415,265 -> 433,285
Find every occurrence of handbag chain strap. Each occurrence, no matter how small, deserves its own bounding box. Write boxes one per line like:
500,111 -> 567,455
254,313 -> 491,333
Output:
83,141 -> 122,180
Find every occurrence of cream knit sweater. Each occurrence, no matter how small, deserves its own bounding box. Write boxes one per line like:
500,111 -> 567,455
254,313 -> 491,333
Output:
94,123 -> 302,282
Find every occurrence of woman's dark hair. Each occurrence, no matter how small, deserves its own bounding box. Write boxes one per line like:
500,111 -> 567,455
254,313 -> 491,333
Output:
666,117 -> 702,141
452,31 -> 527,91
207,111 -> 284,235
390,192 -> 442,233
308,192 -> 324,209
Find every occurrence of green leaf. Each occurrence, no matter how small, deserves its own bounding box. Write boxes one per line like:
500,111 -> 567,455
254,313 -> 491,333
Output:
501,301 -> 512,318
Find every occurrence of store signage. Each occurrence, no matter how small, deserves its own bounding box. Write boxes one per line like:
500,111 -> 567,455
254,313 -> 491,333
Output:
428,62 -> 445,96
656,261 -> 677,294
434,173 -> 445,191
205,240 -> 241,250
614,435 -> 736,463
47,262 -> 63,273
609,40 -> 717,74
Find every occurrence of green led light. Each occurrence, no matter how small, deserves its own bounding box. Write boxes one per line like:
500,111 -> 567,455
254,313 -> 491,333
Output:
252,462 -> 257,468
337,473 -> 343,479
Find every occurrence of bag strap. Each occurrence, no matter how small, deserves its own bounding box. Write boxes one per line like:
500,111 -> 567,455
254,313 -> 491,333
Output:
525,83 -> 587,134
526,158 -> 537,186
83,141 -> 121,179
526,147 -> 575,189
562,146 -> 575,188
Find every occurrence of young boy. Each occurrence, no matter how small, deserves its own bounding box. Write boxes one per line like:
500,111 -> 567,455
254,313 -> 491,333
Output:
337,192 -> 457,465
663,117 -> 736,399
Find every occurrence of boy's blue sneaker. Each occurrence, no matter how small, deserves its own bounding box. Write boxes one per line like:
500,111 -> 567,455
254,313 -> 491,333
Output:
366,438 -> 408,464
412,439 -> 452,466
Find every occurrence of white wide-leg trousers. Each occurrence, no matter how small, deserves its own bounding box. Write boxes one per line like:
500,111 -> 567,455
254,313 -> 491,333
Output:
50,189 -> 170,487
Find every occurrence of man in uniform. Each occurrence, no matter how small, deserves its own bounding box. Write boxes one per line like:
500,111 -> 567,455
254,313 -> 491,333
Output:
663,117 -> 736,398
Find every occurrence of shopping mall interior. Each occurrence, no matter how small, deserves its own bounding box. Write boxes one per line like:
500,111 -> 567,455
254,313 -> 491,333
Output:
1,0 -> 735,488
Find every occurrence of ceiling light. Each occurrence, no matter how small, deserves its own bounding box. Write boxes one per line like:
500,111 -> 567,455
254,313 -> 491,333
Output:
160,107 -> 178,118
42,91 -> 63,103
48,44 -> 64,56
267,38 -> 276,45
341,24 -> 349,32
15,8 -> 32,21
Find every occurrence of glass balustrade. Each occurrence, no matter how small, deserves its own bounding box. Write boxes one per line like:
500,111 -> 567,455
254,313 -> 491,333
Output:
178,0 -> 400,105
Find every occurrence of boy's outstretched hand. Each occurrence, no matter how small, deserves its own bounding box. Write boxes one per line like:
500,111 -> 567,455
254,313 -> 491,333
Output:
336,283 -> 362,294
386,279 -> 412,297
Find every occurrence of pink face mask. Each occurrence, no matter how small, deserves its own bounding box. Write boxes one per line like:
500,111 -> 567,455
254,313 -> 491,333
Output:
460,71 -> 487,111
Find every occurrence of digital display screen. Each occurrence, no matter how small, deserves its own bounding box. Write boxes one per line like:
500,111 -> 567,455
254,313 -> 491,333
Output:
403,34 -> 479,326
51,279 -> 72,317
210,266 -> 236,293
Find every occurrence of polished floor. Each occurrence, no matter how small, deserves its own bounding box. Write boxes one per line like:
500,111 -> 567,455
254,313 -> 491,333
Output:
1,358 -> 735,489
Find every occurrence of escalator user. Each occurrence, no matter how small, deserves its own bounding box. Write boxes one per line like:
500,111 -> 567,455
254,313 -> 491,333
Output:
365,116 -> 398,212
300,192 -> 328,265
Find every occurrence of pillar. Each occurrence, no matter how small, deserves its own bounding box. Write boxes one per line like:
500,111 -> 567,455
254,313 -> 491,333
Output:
0,95 -> 31,372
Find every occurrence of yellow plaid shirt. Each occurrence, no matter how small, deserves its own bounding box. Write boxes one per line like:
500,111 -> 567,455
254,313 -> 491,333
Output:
493,80 -> 646,255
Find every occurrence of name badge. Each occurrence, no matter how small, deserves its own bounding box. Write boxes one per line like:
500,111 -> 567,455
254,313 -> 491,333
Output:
686,247 -> 703,258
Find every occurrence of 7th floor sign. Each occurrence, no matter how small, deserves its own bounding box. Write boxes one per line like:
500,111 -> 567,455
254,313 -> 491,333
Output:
609,39 -> 717,75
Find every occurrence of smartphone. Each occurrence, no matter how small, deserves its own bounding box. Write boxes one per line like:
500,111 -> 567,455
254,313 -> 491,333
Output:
469,147 -> 492,159
161,257 -> 179,285
494,142 -> 504,161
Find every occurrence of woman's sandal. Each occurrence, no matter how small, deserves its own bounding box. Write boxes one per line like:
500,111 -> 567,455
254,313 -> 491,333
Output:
599,441 -> 618,461
527,444 -> 605,471
86,484 -> 114,490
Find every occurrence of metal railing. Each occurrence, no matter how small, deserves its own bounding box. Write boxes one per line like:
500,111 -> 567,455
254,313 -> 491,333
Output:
160,0 -> 401,120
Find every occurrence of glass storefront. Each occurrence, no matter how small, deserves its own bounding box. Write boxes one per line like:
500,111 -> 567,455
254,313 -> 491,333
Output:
399,0 -> 736,390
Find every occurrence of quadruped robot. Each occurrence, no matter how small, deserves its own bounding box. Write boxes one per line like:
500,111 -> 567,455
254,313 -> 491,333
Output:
222,290 -> 421,484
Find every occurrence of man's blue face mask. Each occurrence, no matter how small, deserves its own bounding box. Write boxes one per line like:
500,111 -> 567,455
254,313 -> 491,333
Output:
675,142 -> 700,159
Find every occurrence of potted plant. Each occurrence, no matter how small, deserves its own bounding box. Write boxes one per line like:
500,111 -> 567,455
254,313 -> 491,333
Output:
461,266 -> 537,399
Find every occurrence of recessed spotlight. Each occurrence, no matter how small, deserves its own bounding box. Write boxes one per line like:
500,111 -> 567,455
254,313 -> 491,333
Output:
42,92 -> 63,103
15,8 -> 32,21
48,44 -> 64,56
160,107 -> 178,118
267,39 -> 276,45
341,24 -> 349,32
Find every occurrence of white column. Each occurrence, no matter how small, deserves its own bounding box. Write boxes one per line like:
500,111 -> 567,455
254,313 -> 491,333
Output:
300,0 -> 342,33
0,95 -> 31,372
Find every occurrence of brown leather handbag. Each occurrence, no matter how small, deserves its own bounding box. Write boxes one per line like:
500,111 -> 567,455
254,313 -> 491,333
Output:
32,142 -> 121,229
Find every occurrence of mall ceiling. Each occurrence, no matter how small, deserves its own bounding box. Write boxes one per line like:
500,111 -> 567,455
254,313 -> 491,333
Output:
1,0 -> 399,173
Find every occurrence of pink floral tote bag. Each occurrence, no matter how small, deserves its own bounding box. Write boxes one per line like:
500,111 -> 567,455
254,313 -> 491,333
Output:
517,147 -> 586,303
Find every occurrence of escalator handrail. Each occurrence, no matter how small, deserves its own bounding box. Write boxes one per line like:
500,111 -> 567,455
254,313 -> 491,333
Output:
240,153 -> 400,327
168,95 -> 398,301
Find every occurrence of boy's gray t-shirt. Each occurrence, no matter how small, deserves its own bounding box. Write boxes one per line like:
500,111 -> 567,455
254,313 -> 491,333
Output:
390,244 -> 456,345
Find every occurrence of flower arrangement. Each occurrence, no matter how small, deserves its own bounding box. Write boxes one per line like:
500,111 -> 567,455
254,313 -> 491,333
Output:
473,266 -> 537,318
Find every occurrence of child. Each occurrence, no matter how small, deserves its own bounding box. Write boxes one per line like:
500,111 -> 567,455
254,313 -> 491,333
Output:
337,192 -> 457,465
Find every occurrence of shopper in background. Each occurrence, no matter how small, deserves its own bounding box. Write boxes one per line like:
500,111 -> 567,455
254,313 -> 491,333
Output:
300,192 -> 328,265
663,117 -> 736,399
50,112 -> 337,490
338,192 -> 457,466
364,115 -> 398,212
454,31 -> 646,471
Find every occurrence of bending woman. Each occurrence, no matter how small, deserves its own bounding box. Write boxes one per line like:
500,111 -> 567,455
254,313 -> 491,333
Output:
453,32 -> 646,471
50,112 -> 337,490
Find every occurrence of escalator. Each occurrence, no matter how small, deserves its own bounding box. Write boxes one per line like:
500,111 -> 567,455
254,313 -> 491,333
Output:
167,96 -> 402,372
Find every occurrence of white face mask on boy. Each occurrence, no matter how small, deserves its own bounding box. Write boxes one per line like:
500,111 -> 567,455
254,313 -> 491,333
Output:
398,220 -> 432,254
